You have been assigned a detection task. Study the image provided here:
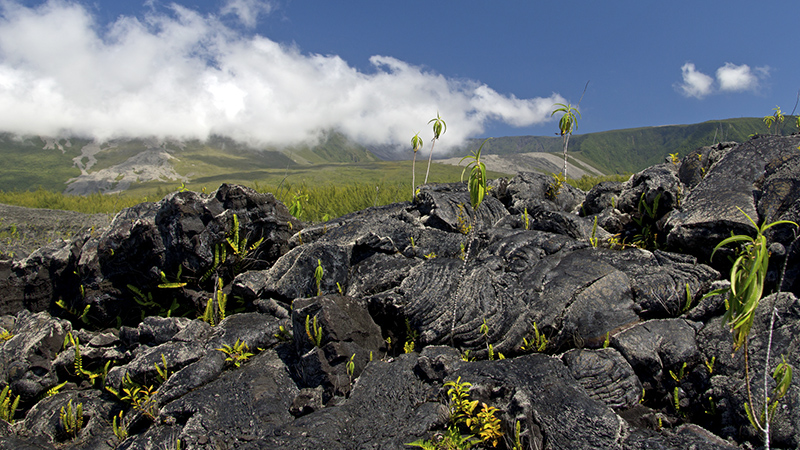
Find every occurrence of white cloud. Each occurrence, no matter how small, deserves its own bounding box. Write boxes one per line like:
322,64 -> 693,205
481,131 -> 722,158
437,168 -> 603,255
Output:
0,1 -> 562,155
220,0 -> 274,28
677,62 -> 769,99
677,63 -> 713,99
716,62 -> 768,92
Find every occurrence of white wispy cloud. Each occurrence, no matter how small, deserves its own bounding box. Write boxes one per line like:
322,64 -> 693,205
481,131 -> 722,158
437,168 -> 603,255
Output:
676,62 -> 769,99
0,1 -> 563,154
220,0 -> 274,28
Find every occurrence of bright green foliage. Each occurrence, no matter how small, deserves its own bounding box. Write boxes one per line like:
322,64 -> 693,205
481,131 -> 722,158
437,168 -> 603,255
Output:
763,105 -> 785,135
408,377 -> 504,449
55,298 -> 92,325
59,399 -> 84,440
411,132 -> 424,200
424,112 -> 447,185
520,322 -> 548,353
274,324 -> 292,342
202,277 -> 227,326
466,403 -> 503,447
314,259 -> 324,296
545,172 -> 565,201
551,102 -> 581,179
288,191 -> 309,219
459,139 -> 490,211
65,332 -> 111,386
158,266 -> 187,289
217,339 -> 255,368
44,381 -> 69,398
445,377 -> 478,427
112,410 -> 128,441
0,327 -> 12,342
154,353 -> 171,384
305,314 -> 323,347
669,153 -> 680,164
521,208 -> 530,230
710,210 -> 797,352
120,383 -> 158,421
0,385 -> 20,423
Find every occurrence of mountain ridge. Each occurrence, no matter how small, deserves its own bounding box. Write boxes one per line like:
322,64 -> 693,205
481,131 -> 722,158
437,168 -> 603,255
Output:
0,117 -> 795,194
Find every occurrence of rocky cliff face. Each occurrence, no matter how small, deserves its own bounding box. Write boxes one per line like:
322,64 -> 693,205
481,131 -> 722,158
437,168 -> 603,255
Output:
1,135 -> 799,449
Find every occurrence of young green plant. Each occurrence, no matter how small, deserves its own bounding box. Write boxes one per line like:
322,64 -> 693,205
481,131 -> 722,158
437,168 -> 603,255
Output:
423,112 -> 447,185
551,102 -> 581,179
707,210 -> 797,447
411,132 -> 424,200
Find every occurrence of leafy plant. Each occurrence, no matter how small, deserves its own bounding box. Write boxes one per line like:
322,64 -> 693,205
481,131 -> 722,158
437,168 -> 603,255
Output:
521,208 -> 530,230
119,383 -> 158,421
669,152 -> 680,164
706,210 -> 797,447
59,399 -> 84,440
423,112 -> 447,185
466,403 -> 503,447
274,324 -> 292,342
0,327 -> 12,342
288,191 -> 309,219
459,138 -> 491,211
305,314 -> 323,348
314,259 -> 324,296
112,410 -> 129,442
411,132 -> 424,200
217,339 -> 255,368
763,105 -> 785,135
0,385 -> 20,423
545,172 -> 566,201
551,102 -> 581,179
520,322 -> 548,353
65,332 -> 111,386
154,353 -> 171,384
201,277 -> 227,326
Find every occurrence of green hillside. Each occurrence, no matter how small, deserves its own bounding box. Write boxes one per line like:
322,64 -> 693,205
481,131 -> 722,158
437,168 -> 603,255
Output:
457,117 -> 799,174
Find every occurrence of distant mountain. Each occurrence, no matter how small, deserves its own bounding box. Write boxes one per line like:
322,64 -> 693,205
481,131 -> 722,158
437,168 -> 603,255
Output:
0,132 -> 379,194
1,117 -> 795,194
452,117 -> 799,175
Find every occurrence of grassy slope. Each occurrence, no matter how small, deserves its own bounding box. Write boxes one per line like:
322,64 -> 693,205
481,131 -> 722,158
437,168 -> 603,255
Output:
458,117 -> 799,174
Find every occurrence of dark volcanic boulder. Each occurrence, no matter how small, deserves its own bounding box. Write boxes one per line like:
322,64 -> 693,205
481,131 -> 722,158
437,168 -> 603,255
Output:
493,171 -> 584,213
0,310 -> 71,402
666,135 -> 800,264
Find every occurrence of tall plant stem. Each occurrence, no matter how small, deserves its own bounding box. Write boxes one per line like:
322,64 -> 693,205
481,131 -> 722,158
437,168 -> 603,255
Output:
412,153 -> 417,201
423,139 -> 437,185
562,134 -> 571,179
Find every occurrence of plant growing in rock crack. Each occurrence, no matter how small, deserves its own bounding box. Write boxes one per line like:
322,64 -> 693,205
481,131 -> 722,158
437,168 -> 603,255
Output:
423,112 -> 447,185
763,105 -> 785,135
706,209 -> 797,448
154,353 -> 171,384
118,382 -> 158,421
631,192 -> 661,249
314,259 -> 324,296
59,399 -> 84,440
0,327 -> 12,342
520,321 -> 548,353
411,132 -> 424,200
217,339 -> 255,368
551,102 -> 581,179
112,410 -> 129,442
0,385 -> 20,423
404,319 -> 419,354
407,377 -> 503,449
545,172 -> 566,201
305,314 -> 324,348
202,277 -> 227,326
479,319 -> 504,361
64,332 -> 112,387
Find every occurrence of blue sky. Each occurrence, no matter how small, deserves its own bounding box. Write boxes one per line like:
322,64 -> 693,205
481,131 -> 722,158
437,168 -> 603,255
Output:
0,0 -> 797,155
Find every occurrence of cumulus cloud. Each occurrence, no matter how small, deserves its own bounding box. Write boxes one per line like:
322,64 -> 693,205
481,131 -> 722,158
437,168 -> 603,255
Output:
676,62 -> 769,99
0,1 -> 563,154
677,63 -> 714,99
716,62 -> 768,92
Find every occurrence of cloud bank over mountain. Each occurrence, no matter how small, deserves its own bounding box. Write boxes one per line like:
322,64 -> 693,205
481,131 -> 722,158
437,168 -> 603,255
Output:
0,1 -> 563,154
